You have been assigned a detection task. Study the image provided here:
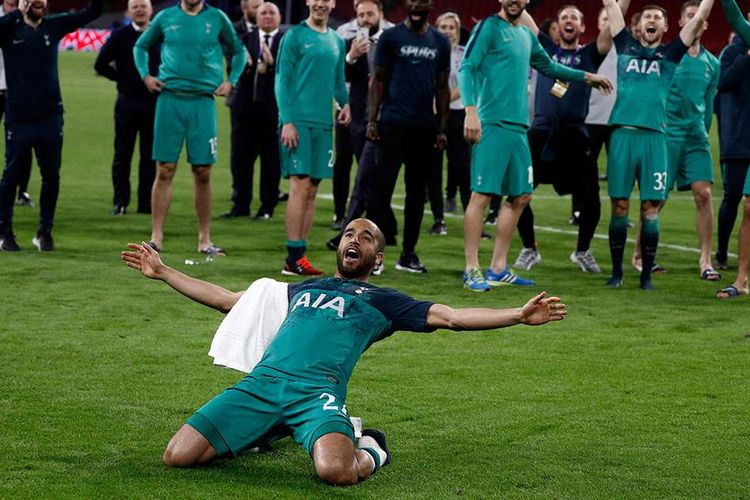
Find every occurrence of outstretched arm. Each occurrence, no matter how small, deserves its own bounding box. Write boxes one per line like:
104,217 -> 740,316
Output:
425,292 -> 567,331
597,0 -> 633,54
602,0 -> 626,38
721,0 -> 750,45
121,243 -> 243,313
680,0 -> 716,46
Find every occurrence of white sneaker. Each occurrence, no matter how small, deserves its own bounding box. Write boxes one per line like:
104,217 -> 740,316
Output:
513,247 -> 541,271
570,250 -> 601,273
372,261 -> 384,276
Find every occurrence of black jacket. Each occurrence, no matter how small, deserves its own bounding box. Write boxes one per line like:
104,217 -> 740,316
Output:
344,38 -> 371,127
226,28 -> 283,114
718,36 -> 750,161
95,24 -> 160,109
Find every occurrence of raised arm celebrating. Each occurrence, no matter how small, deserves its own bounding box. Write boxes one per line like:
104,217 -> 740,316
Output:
121,243 -> 242,313
721,0 -> 750,44
679,0 -> 716,46
426,291 -> 567,330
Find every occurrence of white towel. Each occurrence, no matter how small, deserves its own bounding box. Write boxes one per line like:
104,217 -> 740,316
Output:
208,278 -> 289,373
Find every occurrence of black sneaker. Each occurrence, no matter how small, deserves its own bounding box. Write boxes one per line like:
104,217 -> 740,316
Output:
0,230 -> 20,251
445,197 -> 457,213
331,215 -> 344,231
112,205 -> 126,216
395,252 -> 427,273
16,192 -> 33,207
430,220 -> 447,236
361,429 -> 391,467
484,210 -> 498,225
32,230 -> 54,251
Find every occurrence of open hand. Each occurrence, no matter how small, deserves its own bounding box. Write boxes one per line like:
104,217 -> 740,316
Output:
463,110 -> 482,144
121,242 -> 166,280
520,291 -> 567,325
281,123 -> 299,149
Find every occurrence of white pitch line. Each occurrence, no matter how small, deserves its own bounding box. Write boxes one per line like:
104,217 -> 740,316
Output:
318,194 -> 738,258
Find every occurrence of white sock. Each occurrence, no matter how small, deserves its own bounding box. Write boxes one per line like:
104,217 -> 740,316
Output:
358,436 -> 387,468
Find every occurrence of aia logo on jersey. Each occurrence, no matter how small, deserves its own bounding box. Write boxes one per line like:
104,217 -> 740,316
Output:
625,59 -> 661,76
292,292 -> 346,318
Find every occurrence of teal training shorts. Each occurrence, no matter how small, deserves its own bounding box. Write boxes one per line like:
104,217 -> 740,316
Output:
153,91 -> 217,165
607,127 -> 668,201
186,374 -> 355,457
745,167 -> 750,196
470,123 -> 533,196
280,124 -> 333,180
666,134 -> 713,192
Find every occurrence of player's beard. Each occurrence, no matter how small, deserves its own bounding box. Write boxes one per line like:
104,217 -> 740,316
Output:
27,2 -> 48,21
502,0 -> 525,21
336,250 -> 378,280
408,10 -> 429,30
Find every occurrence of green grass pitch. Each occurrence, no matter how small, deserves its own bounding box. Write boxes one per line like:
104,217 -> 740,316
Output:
1,52 -> 749,497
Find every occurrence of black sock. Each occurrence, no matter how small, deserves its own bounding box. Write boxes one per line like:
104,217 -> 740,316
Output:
608,216 -> 628,279
286,240 -> 306,264
640,218 -> 659,286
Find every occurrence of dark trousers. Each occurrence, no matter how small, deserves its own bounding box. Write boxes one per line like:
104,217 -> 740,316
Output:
368,122 -> 438,254
229,105 -> 280,215
444,109 -> 471,210
112,96 -> 155,212
518,124 -> 601,252
587,123 -> 613,161
717,159 -> 750,258
333,120 -> 366,220
0,114 -> 64,232
0,93 -> 32,197
330,139 -> 398,247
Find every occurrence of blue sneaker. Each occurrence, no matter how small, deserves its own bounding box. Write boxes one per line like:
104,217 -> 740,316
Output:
485,266 -> 534,286
463,268 -> 491,292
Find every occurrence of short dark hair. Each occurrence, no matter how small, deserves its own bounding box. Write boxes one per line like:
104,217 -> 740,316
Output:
356,0 -> 382,10
640,4 -> 668,22
539,17 -> 557,37
557,4 -> 584,23
680,0 -> 699,15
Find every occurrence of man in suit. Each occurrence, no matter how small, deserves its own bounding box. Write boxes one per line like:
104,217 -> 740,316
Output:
224,1 -> 283,219
95,0 -> 160,216
234,0 -> 261,35
331,0 -> 393,230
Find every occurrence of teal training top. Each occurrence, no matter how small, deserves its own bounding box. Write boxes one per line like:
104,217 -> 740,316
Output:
133,4 -> 246,94
722,0 -> 750,46
252,278 -> 434,397
666,47 -> 720,138
609,30 -> 688,133
457,14 -> 587,130
275,22 -> 348,127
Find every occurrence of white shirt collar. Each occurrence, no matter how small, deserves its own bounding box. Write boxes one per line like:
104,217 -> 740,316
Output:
131,22 -> 147,32
260,28 -> 279,38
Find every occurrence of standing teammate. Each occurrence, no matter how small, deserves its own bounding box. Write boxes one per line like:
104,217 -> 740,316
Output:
662,0 -> 720,280
515,3 -> 626,275
0,0 -> 103,252
133,0 -> 246,255
121,218 -> 567,484
95,0 -> 159,217
275,0 -> 350,276
458,0 -> 612,291
366,0 -> 451,274
716,0 -> 750,298
601,0 -> 714,290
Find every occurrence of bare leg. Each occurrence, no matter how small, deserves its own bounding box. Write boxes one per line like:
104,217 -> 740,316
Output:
301,182 -> 319,240
192,165 -> 212,251
732,198 -> 750,293
163,424 -> 218,467
150,161 -> 176,250
691,181 -> 714,272
464,192 -> 491,271
312,433 -> 375,486
285,176 -> 315,241
490,194 -> 531,272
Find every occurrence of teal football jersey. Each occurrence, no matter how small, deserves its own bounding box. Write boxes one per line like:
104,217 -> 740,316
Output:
609,30 -> 688,132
